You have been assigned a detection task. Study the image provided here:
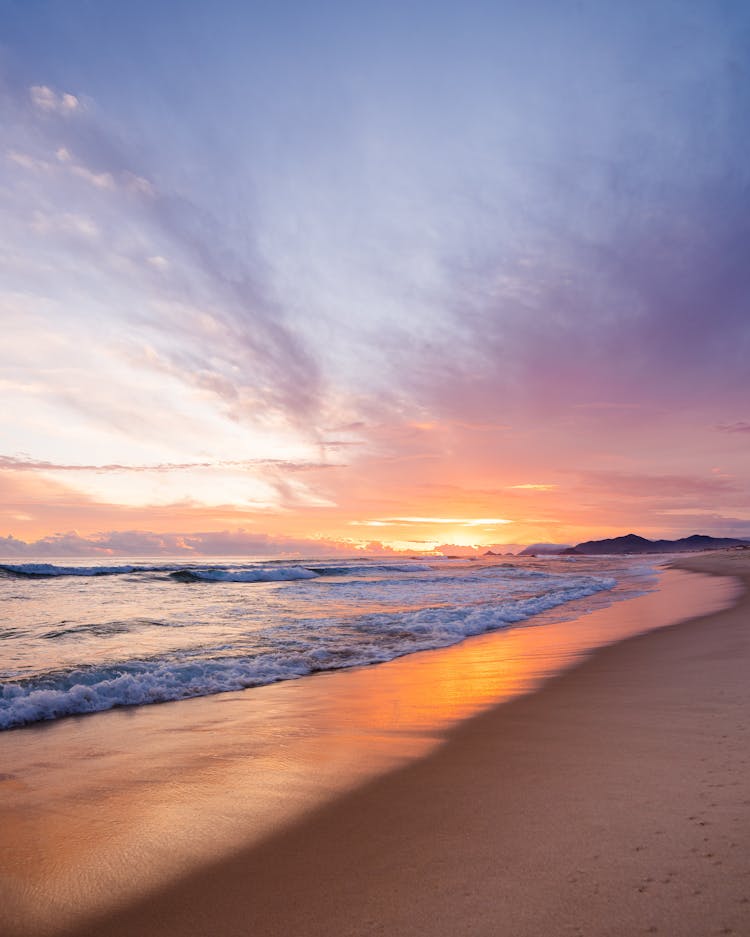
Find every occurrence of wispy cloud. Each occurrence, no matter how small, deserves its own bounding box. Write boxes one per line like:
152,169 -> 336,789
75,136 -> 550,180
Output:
8,136 -> 154,196
2,6 -> 750,549
0,455 -> 341,474
351,516 -> 511,528
29,84 -> 80,114
716,421 -> 750,434
576,470 -> 741,499
507,484 -> 557,491
3,79 -> 326,444
648,512 -> 750,539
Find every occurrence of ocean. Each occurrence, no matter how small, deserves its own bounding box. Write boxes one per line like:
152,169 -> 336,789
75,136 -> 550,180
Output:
0,553 -> 659,730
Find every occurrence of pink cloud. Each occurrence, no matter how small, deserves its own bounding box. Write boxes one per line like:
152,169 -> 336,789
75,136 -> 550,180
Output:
716,421 -> 750,434
0,529 -> 363,558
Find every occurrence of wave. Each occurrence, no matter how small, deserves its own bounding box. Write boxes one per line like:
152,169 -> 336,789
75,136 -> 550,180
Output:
303,563 -> 435,576
0,575 -> 615,729
0,560 -> 435,582
169,566 -> 320,583
0,563 -> 156,578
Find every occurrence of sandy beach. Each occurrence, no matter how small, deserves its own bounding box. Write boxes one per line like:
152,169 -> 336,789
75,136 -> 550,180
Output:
37,551 -> 745,937
1,553 -> 747,937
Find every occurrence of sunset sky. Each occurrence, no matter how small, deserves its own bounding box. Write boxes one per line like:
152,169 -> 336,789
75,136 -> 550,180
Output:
1,1 -> 749,556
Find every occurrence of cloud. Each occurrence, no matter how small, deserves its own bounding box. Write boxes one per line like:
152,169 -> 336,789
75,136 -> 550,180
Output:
2,7 -> 750,549
140,194 -> 326,428
1,84 -> 325,459
350,516 -> 511,528
0,528 -> 366,557
0,454 -> 339,474
6,149 -> 51,171
69,163 -> 115,190
8,137 -> 154,197
30,210 -> 99,238
29,84 -> 80,114
576,470 -> 741,499
648,513 -> 750,540
716,421 -> 750,434
394,516 -> 510,526
124,172 -> 155,196
507,484 -> 557,491
433,543 -> 526,557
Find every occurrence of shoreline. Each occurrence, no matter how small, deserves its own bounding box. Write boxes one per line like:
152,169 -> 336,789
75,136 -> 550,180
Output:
63,552 -> 750,936
2,554 -> 747,936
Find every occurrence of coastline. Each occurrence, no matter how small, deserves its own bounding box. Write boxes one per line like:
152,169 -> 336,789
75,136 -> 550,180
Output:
64,552 -> 750,937
2,554 -> 747,936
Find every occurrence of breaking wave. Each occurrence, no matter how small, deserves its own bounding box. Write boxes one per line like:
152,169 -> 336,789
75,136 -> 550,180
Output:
0,575 -> 615,729
0,560 -> 435,582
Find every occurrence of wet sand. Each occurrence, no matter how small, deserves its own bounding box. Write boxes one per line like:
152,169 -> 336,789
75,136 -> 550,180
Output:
2,555 -> 749,936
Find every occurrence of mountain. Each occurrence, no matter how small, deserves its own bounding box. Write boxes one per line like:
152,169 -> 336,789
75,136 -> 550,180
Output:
563,533 -> 750,555
518,543 -> 572,556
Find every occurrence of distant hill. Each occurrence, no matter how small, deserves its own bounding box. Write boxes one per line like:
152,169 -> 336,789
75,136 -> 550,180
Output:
563,533 -> 750,555
517,543 -> 572,556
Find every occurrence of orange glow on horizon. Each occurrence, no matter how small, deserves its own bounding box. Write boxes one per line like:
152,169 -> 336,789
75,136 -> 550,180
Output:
3,408 -> 747,554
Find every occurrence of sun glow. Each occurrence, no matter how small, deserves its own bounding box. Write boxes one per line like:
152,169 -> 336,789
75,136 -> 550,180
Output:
507,484 -> 557,491
350,517 -> 511,528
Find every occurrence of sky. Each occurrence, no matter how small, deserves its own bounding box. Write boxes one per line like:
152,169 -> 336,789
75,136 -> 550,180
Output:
1,0 -> 749,556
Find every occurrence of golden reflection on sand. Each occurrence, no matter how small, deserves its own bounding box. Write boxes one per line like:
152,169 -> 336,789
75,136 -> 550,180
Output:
0,569 -> 738,937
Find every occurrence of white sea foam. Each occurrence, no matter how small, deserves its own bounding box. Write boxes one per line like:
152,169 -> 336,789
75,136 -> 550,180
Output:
173,566 -> 320,583
310,563 -> 434,573
0,563 -> 145,577
0,560 -> 435,581
0,574 -> 616,729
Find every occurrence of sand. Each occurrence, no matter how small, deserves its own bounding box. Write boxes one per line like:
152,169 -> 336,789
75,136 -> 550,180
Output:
46,551 -> 748,937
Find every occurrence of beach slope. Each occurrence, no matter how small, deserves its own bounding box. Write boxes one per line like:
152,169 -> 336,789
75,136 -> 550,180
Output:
63,551 -> 750,937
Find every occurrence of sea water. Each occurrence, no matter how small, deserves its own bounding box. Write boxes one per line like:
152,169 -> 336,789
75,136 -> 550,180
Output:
0,554 -> 658,729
